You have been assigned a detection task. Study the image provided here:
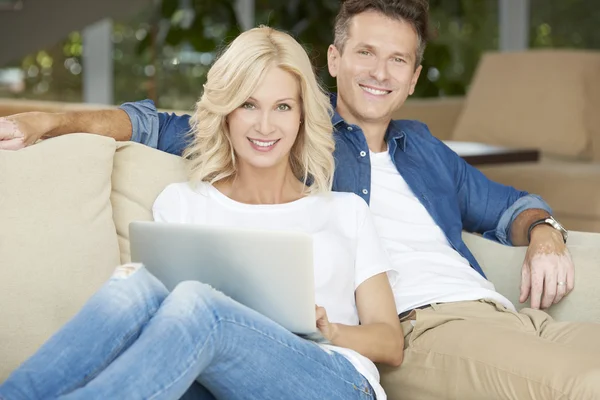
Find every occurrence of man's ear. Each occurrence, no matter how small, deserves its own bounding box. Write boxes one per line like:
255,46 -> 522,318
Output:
408,64 -> 423,96
327,45 -> 341,78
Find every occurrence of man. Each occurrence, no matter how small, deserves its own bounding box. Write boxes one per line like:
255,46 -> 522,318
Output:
1,0 -> 598,398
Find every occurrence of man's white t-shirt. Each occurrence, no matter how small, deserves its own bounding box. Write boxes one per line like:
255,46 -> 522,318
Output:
369,150 -> 514,314
152,182 -> 396,400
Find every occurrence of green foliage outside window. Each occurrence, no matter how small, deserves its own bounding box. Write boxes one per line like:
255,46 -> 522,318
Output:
2,0 -> 599,110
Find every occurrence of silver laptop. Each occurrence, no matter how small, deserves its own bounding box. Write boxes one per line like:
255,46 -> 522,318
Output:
129,221 -> 317,334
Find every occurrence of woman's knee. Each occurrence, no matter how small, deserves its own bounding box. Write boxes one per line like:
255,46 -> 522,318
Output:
111,263 -> 145,280
106,263 -> 168,312
171,281 -> 225,304
167,281 -> 232,318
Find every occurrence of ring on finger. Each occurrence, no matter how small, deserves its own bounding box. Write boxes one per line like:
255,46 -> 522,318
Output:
557,281 -> 566,286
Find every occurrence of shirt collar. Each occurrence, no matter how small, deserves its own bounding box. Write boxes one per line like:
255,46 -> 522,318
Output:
329,92 -> 407,152
386,121 -> 407,152
330,93 -> 345,127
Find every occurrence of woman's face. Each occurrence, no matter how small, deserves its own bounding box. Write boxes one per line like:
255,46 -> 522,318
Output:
227,66 -> 302,172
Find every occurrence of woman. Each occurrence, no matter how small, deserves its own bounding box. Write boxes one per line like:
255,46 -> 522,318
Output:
0,27 -> 402,400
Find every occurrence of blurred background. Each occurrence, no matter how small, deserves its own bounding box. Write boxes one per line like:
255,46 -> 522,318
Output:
1,0 -> 598,109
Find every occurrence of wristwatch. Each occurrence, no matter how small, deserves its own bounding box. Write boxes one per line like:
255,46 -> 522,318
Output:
527,216 -> 568,243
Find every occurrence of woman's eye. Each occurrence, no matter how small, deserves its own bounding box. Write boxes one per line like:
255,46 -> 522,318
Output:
277,104 -> 291,111
241,102 -> 255,109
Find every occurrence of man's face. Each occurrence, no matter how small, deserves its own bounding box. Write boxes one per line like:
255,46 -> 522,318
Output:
328,10 -> 422,125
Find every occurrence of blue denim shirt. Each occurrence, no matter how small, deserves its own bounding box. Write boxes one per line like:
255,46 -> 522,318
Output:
120,96 -> 552,278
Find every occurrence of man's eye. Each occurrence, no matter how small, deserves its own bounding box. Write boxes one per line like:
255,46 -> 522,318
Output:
241,102 -> 255,109
394,58 -> 406,63
277,104 -> 291,111
359,50 -> 371,56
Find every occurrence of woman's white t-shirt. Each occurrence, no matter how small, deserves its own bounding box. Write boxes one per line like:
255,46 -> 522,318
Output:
152,182 -> 396,399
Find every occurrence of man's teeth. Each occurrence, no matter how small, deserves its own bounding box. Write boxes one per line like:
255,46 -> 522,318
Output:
361,86 -> 390,95
250,139 -> 277,147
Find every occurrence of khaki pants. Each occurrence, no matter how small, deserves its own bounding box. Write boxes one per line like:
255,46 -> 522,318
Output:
379,300 -> 600,400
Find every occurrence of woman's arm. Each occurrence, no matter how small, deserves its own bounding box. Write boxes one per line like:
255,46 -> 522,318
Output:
318,273 -> 403,367
316,195 -> 404,366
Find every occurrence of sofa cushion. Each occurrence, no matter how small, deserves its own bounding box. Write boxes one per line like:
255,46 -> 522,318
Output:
111,141 -> 188,263
478,158 -> 600,233
452,50 -> 600,159
0,134 -> 120,382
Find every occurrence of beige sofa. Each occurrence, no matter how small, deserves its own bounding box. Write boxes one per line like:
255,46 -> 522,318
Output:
396,50 -> 600,233
1,134 -> 600,398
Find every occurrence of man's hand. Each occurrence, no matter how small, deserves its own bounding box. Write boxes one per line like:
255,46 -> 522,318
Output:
0,113 -> 60,150
315,305 -> 338,342
520,225 -> 574,309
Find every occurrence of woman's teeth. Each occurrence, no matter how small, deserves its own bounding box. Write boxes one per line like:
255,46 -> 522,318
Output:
249,139 -> 277,147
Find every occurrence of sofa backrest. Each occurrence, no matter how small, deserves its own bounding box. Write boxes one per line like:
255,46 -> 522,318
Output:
392,97 -> 465,141
0,98 -> 113,117
452,50 -> 600,160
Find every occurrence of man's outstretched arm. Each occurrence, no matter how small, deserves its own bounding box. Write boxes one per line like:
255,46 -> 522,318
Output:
0,109 -> 132,150
0,99 -> 193,155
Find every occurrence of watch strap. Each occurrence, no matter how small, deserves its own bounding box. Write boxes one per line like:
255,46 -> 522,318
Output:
527,218 -> 566,244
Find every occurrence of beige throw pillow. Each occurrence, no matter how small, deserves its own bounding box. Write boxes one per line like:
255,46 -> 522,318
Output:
0,134 -> 120,382
111,141 -> 188,263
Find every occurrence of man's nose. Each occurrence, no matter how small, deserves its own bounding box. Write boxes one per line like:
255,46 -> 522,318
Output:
369,57 -> 389,83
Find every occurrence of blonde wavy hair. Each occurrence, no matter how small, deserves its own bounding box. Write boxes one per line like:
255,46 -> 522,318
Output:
183,26 -> 335,193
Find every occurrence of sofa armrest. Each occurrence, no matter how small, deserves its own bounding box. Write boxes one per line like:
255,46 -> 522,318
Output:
392,97 -> 465,140
463,231 -> 600,323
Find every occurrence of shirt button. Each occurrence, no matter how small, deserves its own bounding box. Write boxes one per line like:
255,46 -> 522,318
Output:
362,189 -> 369,195
347,126 -> 353,131
360,151 -> 367,157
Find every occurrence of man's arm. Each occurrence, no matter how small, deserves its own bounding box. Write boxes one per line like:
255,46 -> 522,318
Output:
441,139 -> 551,243
0,109 -> 132,150
0,100 -> 192,156
440,140 -> 574,310
510,208 -> 552,246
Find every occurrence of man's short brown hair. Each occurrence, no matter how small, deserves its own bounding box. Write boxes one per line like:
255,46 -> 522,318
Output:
334,0 -> 431,67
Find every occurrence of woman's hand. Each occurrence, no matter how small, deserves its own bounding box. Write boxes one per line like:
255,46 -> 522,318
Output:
315,305 -> 338,342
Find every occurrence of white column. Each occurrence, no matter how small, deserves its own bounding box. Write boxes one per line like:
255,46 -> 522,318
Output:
499,0 -> 530,52
82,18 -> 114,104
235,0 -> 255,31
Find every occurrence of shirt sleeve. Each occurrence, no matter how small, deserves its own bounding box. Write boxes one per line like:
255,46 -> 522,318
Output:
152,184 -> 185,223
486,194 -> 552,245
119,99 -> 193,156
439,139 -> 553,245
352,196 -> 398,290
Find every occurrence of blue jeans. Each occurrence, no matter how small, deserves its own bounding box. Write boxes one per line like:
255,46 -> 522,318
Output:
0,266 -> 375,400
